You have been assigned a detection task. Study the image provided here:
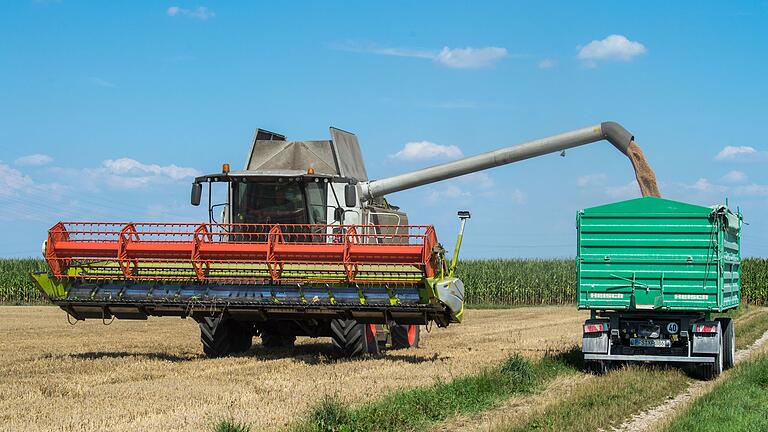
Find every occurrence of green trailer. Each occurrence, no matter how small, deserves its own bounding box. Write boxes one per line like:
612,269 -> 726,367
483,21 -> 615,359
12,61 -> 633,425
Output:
577,197 -> 742,379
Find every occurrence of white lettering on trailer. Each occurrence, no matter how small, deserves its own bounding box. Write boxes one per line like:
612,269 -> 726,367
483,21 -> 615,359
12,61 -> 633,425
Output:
590,293 -> 623,299
674,294 -> 708,300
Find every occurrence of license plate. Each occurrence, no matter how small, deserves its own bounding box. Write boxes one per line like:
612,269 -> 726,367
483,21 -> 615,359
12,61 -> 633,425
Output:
630,338 -> 671,348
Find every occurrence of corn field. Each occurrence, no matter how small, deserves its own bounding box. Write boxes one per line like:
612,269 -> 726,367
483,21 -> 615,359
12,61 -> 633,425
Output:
457,259 -> 576,305
2,258 -> 767,306
0,259 -> 49,305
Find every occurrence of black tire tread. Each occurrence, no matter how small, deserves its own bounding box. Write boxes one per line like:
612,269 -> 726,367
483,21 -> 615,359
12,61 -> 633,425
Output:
330,319 -> 368,358
261,329 -> 296,348
584,360 -> 609,375
390,323 -> 420,349
199,316 -> 234,358
717,317 -> 735,370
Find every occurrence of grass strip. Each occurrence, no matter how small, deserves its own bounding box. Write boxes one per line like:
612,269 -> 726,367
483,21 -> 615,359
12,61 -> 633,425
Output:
663,353 -> 768,432
734,309 -> 768,349
498,365 -> 691,432
495,308 -> 768,432
213,420 -> 251,432
294,349 -> 581,432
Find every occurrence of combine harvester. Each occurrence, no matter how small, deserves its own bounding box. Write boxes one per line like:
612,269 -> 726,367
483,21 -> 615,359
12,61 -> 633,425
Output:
34,122 -> 643,358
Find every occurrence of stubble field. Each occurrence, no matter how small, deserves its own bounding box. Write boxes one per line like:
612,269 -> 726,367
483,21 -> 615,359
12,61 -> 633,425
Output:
0,306 -> 587,432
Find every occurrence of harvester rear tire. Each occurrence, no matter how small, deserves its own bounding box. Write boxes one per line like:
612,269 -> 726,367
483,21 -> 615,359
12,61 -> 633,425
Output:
330,319 -> 370,358
390,323 -> 420,349
232,323 -> 254,353
261,330 -> 296,348
199,316 -> 236,358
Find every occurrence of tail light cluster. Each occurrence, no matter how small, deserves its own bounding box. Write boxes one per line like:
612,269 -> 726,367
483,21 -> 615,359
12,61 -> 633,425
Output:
694,323 -> 719,333
584,322 -> 609,333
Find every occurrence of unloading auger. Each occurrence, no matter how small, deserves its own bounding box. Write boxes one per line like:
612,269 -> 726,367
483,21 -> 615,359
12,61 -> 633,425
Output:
33,122 -> 646,358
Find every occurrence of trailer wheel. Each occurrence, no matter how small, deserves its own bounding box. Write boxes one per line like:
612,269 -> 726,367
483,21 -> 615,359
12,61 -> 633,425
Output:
390,323 -> 420,349
698,351 -> 723,380
584,360 -> 608,375
716,318 -> 735,370
199,316 -> 236,358
330,319 -> 370,358
261,329 -> 296,348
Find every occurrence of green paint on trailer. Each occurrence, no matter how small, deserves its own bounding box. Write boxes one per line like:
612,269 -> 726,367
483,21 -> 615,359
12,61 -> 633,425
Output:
576,197 -> 741,312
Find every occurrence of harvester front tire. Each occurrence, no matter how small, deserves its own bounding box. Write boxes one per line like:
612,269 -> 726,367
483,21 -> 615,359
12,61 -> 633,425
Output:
366,324 -> 380,355
330,319 -> 372,358
261,330 -> 296,348
390,323 -> 420,349
199,316 -> 236,358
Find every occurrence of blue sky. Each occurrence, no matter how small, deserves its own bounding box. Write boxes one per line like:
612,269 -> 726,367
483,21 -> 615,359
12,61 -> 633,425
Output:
1,1 -> 767,258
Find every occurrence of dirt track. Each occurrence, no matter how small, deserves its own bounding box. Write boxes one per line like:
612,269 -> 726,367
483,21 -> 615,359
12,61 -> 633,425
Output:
0,306 -> 586,432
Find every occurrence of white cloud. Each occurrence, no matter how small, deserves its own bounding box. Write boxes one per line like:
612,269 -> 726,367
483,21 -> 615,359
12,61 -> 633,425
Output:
357,46 -> 434,59
0,163 -> 35,196
102,158 -> 201,182
721,170 -> 747,184
435,46 -> 508,69
333,42 -> 508,69
538,58 -> 556,69
15,154 -> 53,166
89,77 -> 116,88
734,184 -> 768,196
426,185 -> 471,204
460,172 -> 494,189
390,141 -> 463,162
690,178 -> 728,194
577,35 -> 647,64
47,158 -> 201,191
167,6 -> 215,20
422,171 -> 503,206
577,173 -> 607,187
714,145 -> 768,162
425,182 -> 518,206
604,181 -> 641,199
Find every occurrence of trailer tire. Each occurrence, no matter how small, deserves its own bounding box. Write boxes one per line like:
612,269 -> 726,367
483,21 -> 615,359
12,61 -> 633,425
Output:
717,318 -> 735,370
698,353 -> 723,380
584,360 -> 608,375
199,316 -> 236,358
390,323 -> 420,349
330,319 -> 370,358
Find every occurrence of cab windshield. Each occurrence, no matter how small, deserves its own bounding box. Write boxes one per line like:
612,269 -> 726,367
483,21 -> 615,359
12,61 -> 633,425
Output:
231,180 -> 327,225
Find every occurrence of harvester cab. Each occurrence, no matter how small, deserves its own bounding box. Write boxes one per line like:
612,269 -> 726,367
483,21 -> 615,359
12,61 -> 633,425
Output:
34,121 -> 644,358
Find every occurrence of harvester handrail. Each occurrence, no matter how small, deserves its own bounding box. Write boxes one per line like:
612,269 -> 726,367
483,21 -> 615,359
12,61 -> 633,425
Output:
44,221 -> 441,284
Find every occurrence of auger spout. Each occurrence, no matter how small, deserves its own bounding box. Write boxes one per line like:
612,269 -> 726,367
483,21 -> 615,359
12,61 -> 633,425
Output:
360,122 -> 659,200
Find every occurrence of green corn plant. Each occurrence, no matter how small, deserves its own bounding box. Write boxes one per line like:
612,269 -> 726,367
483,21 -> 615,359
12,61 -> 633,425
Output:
1,258 -> 767,306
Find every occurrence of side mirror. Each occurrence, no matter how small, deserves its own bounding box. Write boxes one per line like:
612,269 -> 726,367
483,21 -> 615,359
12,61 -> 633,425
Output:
191,183 -> 202,206
344,184 -> 357,208
334,207 -> 345,223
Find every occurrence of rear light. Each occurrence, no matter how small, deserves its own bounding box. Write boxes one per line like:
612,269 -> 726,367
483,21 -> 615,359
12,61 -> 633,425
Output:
584,323 -> 609,333
694,324 -> 718,333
